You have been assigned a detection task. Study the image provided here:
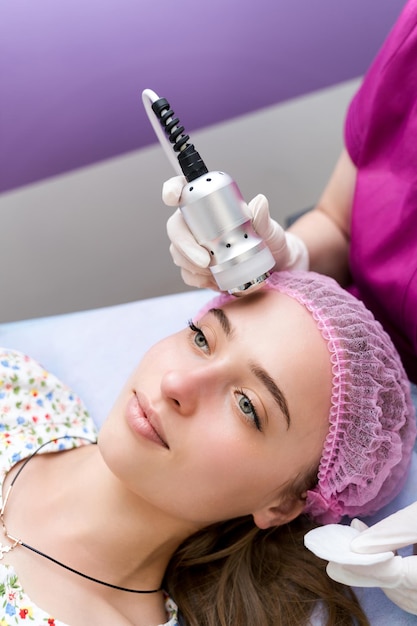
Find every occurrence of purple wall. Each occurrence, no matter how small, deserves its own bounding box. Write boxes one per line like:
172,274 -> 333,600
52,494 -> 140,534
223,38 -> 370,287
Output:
0,0 -> 405,193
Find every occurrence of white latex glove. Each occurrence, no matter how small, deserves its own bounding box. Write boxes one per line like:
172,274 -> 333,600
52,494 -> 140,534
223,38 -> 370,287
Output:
163,175 -> 309,291
326,505 -> 417,616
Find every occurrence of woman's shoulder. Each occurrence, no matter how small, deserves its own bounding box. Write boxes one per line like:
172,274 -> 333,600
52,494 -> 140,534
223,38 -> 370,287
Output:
0,348 -> 97,460
0,347 -> 61,389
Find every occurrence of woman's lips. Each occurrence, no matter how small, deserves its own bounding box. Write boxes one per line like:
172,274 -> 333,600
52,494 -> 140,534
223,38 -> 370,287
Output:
126,393 -> 169,449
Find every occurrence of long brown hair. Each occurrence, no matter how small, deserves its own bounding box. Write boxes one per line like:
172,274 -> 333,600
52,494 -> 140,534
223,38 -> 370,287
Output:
164,469 -> 369,626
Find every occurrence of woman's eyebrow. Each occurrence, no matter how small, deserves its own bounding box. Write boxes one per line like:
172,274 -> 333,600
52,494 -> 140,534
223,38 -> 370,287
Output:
207,308 -> 291,428
208,307 -> 234,337
250,364 -> 291,429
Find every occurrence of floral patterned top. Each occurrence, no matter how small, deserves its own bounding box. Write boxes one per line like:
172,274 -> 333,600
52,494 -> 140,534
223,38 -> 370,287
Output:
0,348 -> 179,626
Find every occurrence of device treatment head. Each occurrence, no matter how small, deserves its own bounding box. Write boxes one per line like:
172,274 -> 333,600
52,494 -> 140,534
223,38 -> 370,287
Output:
229,273 -> 272,296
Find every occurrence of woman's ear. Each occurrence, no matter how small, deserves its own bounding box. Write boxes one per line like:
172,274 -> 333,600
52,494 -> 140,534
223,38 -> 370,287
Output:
252,494 -> 307,529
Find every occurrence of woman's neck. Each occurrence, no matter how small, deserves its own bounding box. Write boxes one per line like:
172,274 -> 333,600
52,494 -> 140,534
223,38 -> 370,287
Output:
5,443 -> 197,593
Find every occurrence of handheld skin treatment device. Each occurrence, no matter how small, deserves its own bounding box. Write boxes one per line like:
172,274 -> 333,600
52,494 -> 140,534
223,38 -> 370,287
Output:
142,89 -> 275,295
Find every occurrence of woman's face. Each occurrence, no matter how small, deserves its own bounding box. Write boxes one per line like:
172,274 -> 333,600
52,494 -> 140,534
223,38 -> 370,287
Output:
99,289 -> 332,530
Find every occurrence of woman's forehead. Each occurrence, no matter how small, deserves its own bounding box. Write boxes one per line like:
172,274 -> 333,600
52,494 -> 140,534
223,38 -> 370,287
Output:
200,290 -> 327,367
220,288 -> 311,323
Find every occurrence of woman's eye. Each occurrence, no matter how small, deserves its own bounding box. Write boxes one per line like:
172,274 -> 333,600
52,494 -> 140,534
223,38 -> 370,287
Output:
194,331 -> 208,349
236,391 -> 262,432
188,320 -> 209,352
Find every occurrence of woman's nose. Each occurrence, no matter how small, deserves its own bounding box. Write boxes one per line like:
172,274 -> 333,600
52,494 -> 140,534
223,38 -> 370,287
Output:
160,366 -> 214,416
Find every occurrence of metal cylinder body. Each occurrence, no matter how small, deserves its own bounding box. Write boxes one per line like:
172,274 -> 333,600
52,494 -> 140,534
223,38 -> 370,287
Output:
179,171 -> 275,293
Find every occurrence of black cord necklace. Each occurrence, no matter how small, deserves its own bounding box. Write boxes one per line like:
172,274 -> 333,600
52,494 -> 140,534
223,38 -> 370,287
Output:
0,435 -> 162,594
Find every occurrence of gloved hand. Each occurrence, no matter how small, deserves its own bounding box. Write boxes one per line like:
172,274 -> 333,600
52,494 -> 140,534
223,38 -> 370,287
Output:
326,505 -> 417,616
163,175 -> 309,291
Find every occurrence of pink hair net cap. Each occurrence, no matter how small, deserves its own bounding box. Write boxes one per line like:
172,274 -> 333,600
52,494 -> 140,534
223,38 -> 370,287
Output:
197,271 -> 416,524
